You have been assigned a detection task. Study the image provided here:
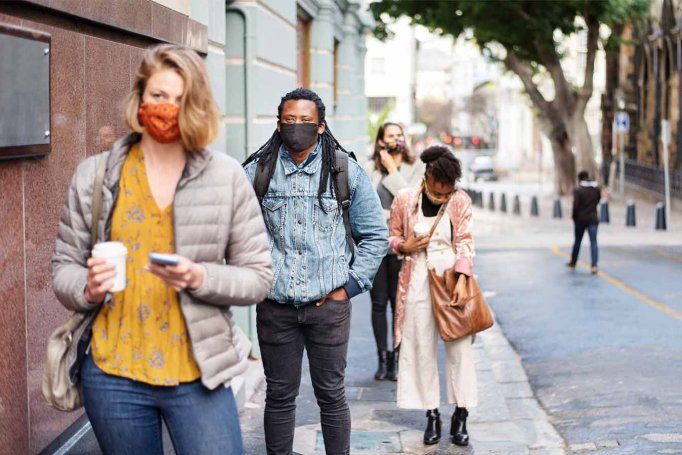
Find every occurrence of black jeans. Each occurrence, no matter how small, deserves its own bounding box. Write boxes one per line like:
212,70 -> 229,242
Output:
571,222 -> 599,267
257,299 -> 352,455
369,255 -> 401,351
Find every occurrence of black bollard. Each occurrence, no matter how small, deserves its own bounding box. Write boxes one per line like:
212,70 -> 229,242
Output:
513,195 -> 521,215
477,191 -> 484,208
655,203 -> 667,230
600,200 -> 610,224
626,200 -> 636,227
553,198 -> 563,219
488,193 -> 495,211
530,196 -> 539,217
500,194 -> 507,213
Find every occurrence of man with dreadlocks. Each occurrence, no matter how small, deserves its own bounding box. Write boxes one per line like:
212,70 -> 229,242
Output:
243,88 -> 388,454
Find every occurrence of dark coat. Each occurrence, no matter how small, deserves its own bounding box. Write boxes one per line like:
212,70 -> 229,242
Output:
572,182 -> 601,225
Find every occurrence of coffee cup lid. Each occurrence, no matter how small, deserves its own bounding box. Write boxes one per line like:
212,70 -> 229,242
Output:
93,241 -> 127,256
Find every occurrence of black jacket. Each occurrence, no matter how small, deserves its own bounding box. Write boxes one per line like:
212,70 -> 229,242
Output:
572,182 -> 601,225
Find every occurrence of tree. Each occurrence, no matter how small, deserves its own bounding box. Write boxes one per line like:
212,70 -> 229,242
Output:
372,0 -> 649,194
418,96 -> 453,134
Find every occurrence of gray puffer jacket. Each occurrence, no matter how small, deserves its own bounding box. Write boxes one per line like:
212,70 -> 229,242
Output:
51,133 -> 273,389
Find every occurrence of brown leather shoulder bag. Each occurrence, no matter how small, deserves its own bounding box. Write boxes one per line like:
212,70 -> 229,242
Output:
425,196 -> 493,342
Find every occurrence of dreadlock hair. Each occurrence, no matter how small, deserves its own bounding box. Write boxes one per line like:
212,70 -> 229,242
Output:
243,88 -> 351,207
420,144 -> 462,185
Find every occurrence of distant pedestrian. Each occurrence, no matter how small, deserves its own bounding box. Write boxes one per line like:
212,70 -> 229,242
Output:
52,44 -> 272,454
243,88 -> 388,455
388,145 -> 477,447
364,122 -> 424,381
568,170 -> 601,274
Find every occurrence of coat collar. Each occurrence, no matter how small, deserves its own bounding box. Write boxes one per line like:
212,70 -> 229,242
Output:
104,132 -> 212,189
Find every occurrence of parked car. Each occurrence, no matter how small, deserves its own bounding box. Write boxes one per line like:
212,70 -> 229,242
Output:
469,155 -> 498,182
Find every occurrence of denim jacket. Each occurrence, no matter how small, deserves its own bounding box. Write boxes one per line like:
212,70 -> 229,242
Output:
245,142 -> 388,305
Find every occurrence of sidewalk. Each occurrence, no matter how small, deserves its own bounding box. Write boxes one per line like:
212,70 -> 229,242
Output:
240,293 -> 566,454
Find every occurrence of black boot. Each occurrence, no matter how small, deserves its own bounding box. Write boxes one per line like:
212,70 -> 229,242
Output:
451,407 -> 469,446
386,350 -> 398,381
374,350 -> 388,380
423,409 -> 441,445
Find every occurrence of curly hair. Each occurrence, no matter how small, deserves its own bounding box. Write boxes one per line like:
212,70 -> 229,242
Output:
420,144 -> 462,184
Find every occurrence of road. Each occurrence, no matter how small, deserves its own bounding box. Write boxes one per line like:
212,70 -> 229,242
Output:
475,207 -> 682,454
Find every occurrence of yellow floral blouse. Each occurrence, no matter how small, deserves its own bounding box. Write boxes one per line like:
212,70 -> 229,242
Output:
91,144 -> 201,385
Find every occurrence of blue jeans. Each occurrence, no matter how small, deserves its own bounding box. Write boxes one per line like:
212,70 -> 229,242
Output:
81,355 -> 244,455
571,222 -> 599,267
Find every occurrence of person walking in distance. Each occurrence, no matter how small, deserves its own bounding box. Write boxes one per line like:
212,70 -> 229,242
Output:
244,88 -> 388,455
389,145 -> 478,446
568,170 -> 602,274
364,122 -> 424,381
51,44 -> 272,454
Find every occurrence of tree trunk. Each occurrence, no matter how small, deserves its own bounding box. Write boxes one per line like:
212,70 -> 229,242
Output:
569,112 -> 599,181
546,124 -> 576,195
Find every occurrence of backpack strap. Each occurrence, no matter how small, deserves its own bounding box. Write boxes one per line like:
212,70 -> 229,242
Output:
334,150 -> 355,265
90,154 -> 107,246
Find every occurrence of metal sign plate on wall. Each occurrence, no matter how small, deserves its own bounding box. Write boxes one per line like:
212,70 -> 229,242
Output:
0,22 -> 51,160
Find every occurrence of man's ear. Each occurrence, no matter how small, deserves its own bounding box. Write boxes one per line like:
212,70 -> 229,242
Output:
317,122 -> 326,135
277,121 -> 281,132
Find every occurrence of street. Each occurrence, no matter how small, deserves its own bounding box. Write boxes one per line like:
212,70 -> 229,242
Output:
241,193 -> 682,454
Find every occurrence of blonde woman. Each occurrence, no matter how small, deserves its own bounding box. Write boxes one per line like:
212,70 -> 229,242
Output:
389,145 -> 477,446
51,44 -> 272,454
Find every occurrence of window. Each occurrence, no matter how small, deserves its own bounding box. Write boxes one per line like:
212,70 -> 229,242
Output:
368,97 -> 395,114
297,9 -> 311,88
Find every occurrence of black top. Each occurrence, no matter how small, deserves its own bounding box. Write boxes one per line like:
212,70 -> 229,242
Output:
421,192 -> 442,217
572,183 -> 601,225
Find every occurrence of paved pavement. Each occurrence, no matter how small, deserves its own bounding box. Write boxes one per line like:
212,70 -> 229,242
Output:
241,296 -> 565,454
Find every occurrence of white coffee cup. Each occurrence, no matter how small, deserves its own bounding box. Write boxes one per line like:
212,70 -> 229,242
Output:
92,242 -> 128,292
413,221 -> 431,237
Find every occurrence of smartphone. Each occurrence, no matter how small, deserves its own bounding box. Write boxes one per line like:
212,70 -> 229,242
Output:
149,252 -> 180,267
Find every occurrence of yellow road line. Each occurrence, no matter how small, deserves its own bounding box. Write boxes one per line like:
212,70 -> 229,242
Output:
551,246 -> 682,322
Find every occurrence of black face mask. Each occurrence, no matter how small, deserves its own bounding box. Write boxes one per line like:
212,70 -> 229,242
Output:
279,123 -> 319,153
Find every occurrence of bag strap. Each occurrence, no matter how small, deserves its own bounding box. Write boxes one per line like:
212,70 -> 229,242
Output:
90,155 -> 107,246
424,189 -> 451,263
334,149 -> 355,265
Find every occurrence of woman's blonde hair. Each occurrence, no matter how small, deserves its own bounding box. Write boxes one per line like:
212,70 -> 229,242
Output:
124,44 -> 220,151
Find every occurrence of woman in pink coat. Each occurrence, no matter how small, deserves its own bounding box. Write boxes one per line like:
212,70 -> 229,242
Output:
388,145 -> 476,447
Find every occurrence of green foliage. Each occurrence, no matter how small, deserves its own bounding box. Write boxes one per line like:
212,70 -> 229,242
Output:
367,102 -> 393,143
372,0 -> 650,67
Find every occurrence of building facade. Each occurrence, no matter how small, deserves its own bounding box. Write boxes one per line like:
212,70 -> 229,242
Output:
603,0 -> 682,198
0,0 -> 372,453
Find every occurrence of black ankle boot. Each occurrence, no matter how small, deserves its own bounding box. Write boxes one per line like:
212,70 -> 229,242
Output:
423,409 -> 441,445
386,350 -> 398,381
451,407 -> 469,446
374,350 -> 388,380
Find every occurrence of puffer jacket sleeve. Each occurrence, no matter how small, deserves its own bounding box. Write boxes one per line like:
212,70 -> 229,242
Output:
51,155 -> 102,312
190,165 -> 273,306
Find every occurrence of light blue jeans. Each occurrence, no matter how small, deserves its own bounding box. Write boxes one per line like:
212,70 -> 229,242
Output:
81,355 -> 244,455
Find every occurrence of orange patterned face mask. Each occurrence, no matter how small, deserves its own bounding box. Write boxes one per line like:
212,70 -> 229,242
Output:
137,102 -> 182,144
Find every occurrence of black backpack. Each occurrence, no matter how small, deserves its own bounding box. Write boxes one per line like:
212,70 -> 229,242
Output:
250,149 -> 357,264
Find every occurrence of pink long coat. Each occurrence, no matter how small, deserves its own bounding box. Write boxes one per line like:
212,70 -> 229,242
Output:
388,186 -> 475,348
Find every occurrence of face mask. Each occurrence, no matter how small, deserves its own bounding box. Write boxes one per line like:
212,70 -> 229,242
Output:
137,102 -> 181,144
279,123 -> 319,153
386,137 -> 404,154
424,179 -> 452,205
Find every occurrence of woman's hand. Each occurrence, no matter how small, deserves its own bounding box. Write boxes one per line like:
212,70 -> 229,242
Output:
145,255 -> 205,292
399,234 -> 430,254
84,257 -> 117,303
379,149 -> 399,174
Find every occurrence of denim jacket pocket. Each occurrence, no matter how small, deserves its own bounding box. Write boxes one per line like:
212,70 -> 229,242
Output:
313,198 -> 339,232
262,197 -> 287,233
